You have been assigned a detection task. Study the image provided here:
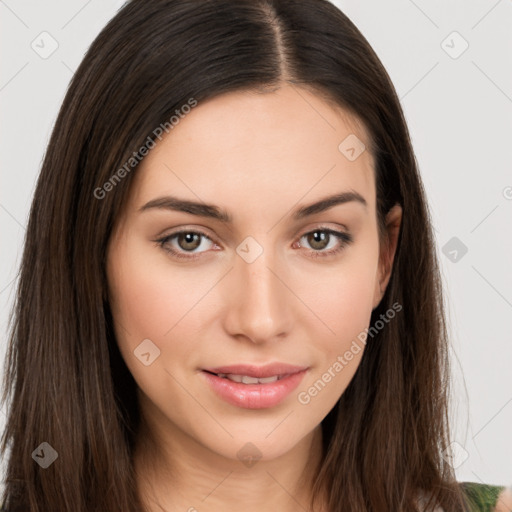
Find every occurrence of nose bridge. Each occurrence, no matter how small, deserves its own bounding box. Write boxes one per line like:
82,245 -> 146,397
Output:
224,243 -> 292,343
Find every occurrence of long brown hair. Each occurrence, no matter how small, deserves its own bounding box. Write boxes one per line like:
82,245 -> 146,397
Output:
1,1 -> 469,510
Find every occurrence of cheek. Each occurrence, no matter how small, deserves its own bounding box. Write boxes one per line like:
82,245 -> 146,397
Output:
300,248 -> 379,341
109,242 -> 201,339
107,239 -> 220,385
107,245 -> 202,404
294,245 -> 379,397
107,239 -> 167,360
109,263 -> 175,341
295,276 -> 375,412
317,270 -> 375,325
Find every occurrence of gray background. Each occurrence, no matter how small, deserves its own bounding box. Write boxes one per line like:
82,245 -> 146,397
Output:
1,0 -> 511,493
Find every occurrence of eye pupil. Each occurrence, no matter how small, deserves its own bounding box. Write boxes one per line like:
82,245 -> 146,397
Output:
178,232 -> 201,251
307,231 -> 329,250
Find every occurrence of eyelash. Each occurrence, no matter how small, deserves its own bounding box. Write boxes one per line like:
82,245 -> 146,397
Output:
154,227 -> 353,261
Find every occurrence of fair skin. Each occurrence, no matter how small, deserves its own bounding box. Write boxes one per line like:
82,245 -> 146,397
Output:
495,487 -> 512,512
106,83 -> 402,512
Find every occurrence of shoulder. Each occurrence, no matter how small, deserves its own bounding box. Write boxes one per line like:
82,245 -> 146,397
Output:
459,481 -> 508,511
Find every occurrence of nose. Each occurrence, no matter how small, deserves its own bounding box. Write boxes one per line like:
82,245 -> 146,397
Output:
222,247 -> 293,345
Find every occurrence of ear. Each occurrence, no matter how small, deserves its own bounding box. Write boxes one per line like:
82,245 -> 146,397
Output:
372,204 -> 402,310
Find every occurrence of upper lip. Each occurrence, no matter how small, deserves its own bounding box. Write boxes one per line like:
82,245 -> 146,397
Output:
202,363 -> 309,379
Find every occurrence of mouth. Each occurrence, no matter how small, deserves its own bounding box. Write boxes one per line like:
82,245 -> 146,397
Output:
200,363 -> 309,409
202,370 -> 292,384
202,362 -> 309,379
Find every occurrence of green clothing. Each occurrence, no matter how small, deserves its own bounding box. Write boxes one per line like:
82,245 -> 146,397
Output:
461,481 -> 507,511
0,481 -> 507,511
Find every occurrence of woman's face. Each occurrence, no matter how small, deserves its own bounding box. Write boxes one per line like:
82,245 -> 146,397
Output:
106,84 -> 401,464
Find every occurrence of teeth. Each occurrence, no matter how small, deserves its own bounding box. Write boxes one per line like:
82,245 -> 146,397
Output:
241,375 -> 259,384
216,373 -> 280,384
258,376 -> 279,383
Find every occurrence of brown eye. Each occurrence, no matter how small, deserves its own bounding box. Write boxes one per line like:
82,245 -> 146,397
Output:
155,230 -> 216,260
297,228 -> 353,258
176,232 -> 202,251
306,231 -> 330,250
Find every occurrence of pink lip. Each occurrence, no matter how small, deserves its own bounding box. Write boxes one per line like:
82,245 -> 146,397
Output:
201,363 -> 309,410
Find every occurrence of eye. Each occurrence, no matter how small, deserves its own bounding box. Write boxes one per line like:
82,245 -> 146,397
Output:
154,226 -> 353,261
296,227 -> 353,258
154,230 -> 217,260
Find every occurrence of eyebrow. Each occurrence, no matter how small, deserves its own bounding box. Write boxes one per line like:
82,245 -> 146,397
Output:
138,190 -> 367,222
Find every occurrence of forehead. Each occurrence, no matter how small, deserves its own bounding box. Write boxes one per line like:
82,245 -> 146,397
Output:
130,85 -> 376,214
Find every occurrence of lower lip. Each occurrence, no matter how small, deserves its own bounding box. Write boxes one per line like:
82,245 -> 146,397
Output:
201,370 -> 307,409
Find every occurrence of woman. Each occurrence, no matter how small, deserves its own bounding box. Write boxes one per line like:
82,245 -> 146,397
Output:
0,0 -> 508,510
